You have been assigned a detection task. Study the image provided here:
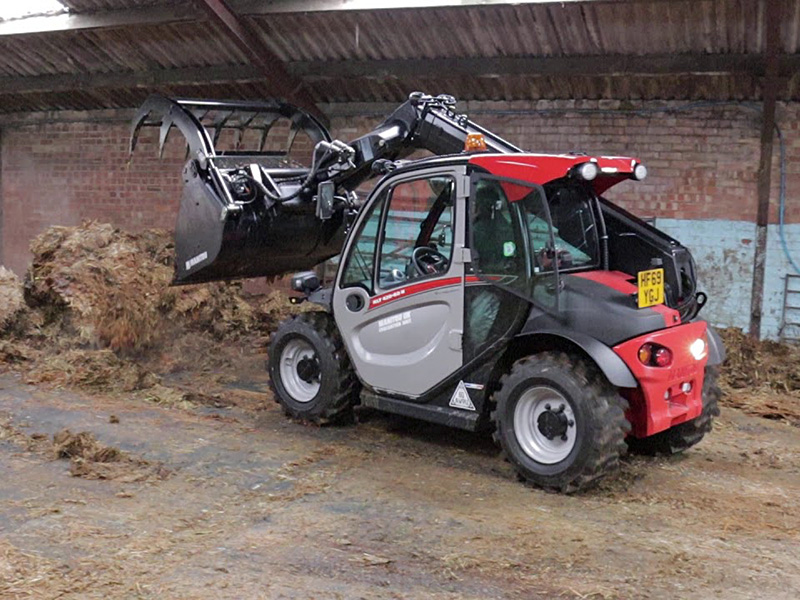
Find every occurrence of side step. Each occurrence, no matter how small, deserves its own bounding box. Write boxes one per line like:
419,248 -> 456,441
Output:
361,391 -> 480,432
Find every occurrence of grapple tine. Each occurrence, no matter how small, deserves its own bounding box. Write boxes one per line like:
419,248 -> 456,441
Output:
128,94 -> 216,160
129,106 -> 150,154
257,113 -> 281,152
212,110 -> 235,147
159,118 -> 173,159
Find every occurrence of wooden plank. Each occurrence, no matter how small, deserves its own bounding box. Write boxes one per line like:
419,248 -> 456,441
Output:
749,0 -> 782,339
1,54 -> 797,96
0,65 -> 262,94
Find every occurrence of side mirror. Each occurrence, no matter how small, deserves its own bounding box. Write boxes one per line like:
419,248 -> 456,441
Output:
316,181 -> 335,220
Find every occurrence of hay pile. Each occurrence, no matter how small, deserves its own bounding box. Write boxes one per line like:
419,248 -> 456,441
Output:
0,266 -> 25,333
718,328 -> 800,425
0,221 -> 308,398
25,222 -> 254,353
53,429 -> 169,481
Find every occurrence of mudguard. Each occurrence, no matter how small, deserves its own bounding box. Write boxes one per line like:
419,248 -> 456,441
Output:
703,322 -> 726,366
514,329 -> 638,388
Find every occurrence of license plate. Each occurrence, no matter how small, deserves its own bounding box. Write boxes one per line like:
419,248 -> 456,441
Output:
637,268 -> 665,308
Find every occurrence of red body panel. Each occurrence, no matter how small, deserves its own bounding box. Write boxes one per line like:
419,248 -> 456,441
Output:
614,321 -> 708,437
469,153 -> 641,194
571,270 -> 681,328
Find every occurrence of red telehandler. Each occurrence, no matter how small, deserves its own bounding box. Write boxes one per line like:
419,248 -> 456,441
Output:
131,92 -> 723,492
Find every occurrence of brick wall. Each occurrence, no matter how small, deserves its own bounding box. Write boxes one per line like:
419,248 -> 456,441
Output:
2,100 -> 799,337
0,118 -> 184,274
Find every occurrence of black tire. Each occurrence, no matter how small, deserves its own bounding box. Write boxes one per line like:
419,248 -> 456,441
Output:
491,352 -> 630,493
626,366 -> 721,455
268,312 -> 360,424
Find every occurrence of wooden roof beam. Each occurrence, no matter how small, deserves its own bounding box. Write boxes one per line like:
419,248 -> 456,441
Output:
194,0 -> 326,124
0,54 -> 797,97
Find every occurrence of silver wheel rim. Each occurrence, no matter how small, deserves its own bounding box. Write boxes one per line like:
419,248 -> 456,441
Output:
513,387 -> 577,464
279,339 -> 320,403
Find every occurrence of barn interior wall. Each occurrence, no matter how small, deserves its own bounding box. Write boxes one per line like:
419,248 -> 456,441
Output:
1,101 -> 799,338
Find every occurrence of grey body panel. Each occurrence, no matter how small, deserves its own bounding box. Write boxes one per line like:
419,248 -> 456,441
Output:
332,166 -> 468,398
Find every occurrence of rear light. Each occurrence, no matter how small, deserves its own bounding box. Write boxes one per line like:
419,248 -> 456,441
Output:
689,338 -> 706,360
638,344 -> 652,364
638,343 -> 673,367
654,347 -> 673,367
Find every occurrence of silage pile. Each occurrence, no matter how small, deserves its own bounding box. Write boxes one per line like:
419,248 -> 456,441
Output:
0,266 -> 26,332
25,222 -> 255,353
718,327 -> 800,425
0,221 -> 290,396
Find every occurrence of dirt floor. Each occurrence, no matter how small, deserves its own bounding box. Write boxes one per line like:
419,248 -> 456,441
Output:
1,362 -> 799,600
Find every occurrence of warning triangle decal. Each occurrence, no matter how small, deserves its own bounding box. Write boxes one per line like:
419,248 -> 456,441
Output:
449,381 -> 476,411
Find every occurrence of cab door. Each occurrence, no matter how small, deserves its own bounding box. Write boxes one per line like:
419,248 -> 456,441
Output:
332,166 -> 467,398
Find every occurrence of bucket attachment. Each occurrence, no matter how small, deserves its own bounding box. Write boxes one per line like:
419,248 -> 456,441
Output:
130,95 -> 345,284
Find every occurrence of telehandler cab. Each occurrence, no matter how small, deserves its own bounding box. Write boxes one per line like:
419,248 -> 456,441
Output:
131,92 -> 724,492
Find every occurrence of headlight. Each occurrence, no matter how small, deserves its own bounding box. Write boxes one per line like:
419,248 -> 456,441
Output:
576,162 -> 598,181
633,163 -> 648,180
690,338 -> 706,360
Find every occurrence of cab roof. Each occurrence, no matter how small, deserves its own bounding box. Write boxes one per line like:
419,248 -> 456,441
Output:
468,153 -> 644,195
389,152 -> 644,195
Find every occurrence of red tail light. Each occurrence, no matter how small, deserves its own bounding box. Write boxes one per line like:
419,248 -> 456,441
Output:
638,343 -> 673,367
654,347 -> 673,367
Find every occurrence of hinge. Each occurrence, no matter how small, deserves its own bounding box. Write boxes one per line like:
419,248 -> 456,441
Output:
454,247 -> 472,264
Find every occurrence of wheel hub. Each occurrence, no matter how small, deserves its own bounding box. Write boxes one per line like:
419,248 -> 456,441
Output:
513,387 -> 578,464
279,338 -> 321,403
296,355 -> 320,383
537,404 -> 570,440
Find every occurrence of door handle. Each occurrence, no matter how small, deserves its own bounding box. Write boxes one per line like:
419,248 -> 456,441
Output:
346,294 -> 365,312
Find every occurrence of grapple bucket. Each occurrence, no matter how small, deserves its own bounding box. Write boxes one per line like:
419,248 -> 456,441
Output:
130,95 -> 343,284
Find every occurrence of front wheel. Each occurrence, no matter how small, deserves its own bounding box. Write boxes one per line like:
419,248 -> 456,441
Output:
268,312 -> 360,424
492,352 -> 630,493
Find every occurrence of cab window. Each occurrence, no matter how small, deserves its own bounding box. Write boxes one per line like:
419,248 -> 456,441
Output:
376,175 -> 455,289
542,181 -> 600,270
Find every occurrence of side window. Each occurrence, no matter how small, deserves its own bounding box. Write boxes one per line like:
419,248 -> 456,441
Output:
377,176 -> 455,289
543,182 -> 600,269
340,192 -> 387,293
470,175 -> 559,311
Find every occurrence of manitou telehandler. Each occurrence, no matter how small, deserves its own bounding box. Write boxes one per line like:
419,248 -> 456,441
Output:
131,92 -> 724,492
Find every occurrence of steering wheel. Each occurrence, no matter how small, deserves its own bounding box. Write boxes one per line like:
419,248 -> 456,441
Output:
412,246 -> 449,276
536,247 -> 574,271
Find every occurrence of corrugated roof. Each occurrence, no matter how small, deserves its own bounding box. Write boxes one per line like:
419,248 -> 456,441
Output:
0,0 -> 797,114
246,0 -> 773,61
59,0 -> 171,12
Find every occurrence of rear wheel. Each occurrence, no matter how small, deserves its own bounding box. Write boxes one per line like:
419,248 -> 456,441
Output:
268,312 -> 360,424
491,352 -> 630,493
627,366 -> 721,455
